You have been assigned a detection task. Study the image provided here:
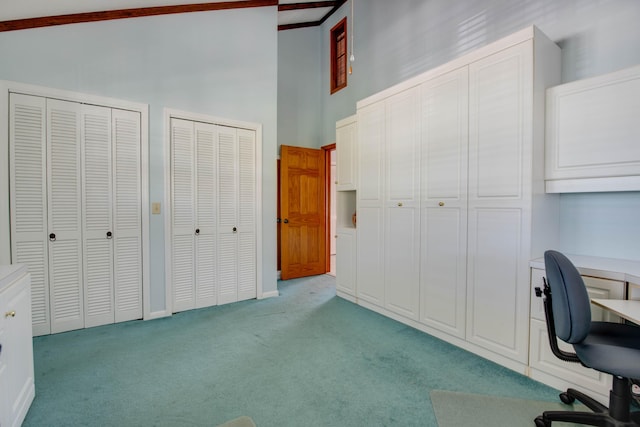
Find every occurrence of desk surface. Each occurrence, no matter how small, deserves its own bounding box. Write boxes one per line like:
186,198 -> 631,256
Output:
591,299 -> 640,325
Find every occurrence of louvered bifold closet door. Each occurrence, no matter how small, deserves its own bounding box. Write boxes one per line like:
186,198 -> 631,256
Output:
9,93 -> 50,336
47,99 -> 84,334
171,118 -> 196,312
237,129 -> 256,301
195,122 -> 217,308
217,126 -> 239,304
81,105 -> 114,328
112,109 -> 143,321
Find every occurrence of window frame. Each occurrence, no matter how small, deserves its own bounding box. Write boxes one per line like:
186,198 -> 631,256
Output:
330,17 -> 348,94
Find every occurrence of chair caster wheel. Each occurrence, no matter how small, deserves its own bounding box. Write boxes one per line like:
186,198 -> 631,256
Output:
534,415 -> 548,427
559,392 -> 575,404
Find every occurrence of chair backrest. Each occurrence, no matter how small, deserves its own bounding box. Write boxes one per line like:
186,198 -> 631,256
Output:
544,250 -> 591,344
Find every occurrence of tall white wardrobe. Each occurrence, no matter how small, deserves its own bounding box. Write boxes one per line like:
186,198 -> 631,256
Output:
168,115 -> 258,312
350,26 -> 561,372
8,91 -> 144,336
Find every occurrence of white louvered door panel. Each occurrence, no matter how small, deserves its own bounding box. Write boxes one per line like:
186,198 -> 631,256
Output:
171,118 -> 196,312
217,126 -> 239,304
47,99 -> 84,334
112,109 -> 142,322
81,105 -> 114,328
195,122 -> 217,308
9,93 -> 50,336
237,129 -> 256,301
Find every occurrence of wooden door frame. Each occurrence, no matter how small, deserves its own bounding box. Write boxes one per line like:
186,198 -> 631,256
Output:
322,143 -> 336,273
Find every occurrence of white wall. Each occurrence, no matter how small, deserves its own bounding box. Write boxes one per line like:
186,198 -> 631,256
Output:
294,0 -> 640,261
0,6 -> 279,312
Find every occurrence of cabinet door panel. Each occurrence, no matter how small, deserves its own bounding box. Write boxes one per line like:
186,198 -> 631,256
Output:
82,105 -> 114,328
385,206 -> 419,320
469,41 -> 532,201
336,229 -> 356,296
47,99 -> 84,334
336,117 -> 357,191
386,88 -> 419,202
420,67 -> 468,338
9,94 -> 50,336
112,109 -> 143,321
421,207 -> 466,337
467,207 -> 526,361
195,122 -> 217,308
356,206 -> 384,306
170,118 -> 195,312
237,129 -> 257,301
357,104 -> 384,203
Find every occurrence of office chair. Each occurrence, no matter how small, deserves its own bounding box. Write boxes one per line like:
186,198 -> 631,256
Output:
534,250 -> 640,427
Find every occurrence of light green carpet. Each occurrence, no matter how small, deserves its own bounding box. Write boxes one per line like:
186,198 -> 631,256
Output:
24,275 -> 565,426
431,390 -> 589,427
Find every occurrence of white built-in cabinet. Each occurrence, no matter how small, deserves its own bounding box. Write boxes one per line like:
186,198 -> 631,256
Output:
169,117 -> 257,313
0,265 -> 35,427
9,93 -> 143,336
545,64 -> 640,193
349,26 -> 561,371
335,116 -> 358,299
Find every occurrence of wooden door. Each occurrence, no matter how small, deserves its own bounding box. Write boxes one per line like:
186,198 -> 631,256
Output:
280,145 -> 326,280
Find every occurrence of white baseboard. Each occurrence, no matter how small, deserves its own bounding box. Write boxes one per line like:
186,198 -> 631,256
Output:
260,290 -> 279,299
146,310 -> 171,320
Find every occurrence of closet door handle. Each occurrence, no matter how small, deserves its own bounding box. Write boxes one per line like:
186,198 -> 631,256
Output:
195,228 -> 200,235
106,231 -> 113,239
49,233 -> 56,241
283,219 -> 289,224
232,227 -> 237,233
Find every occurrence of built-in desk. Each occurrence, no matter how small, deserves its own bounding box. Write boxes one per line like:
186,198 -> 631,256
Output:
591,299 -> 640,325
529,254 -> 640,405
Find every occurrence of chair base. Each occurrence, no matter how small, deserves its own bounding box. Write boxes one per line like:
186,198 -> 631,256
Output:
535,378 -> 640,427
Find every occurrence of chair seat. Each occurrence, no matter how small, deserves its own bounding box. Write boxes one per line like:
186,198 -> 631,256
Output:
574,321 -> 640,379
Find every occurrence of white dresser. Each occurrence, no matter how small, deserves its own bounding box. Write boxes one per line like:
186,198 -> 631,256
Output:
0,264 -> 35,427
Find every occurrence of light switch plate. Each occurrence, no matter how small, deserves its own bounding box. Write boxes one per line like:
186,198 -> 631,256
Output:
152,202 -> 161,214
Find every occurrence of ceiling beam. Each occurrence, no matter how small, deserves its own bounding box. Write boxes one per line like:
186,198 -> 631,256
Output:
277,0 -> 345,31
278,2 -> 336,12
0,0 -> 277,32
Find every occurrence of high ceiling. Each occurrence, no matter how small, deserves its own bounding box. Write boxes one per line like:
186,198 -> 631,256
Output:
0,0 -> 346,32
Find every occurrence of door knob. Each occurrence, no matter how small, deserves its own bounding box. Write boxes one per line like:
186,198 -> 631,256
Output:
195,228 -> 200,235
106,231 -> 113,239
5,310 -> 16,318
232,227 -> 237,233
49,233 -> 56,241
397,202 -> 403,207
283,219 -> 289,224
439,202 -> 445,207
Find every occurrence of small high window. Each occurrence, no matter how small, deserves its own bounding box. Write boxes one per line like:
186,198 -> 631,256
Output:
330,18 -> 348,94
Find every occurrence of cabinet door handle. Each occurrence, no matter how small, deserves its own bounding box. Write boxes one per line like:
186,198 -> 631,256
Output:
5,310 -> 16,318
397,202 -> 403,207
106,231 -> 113,239
439,202 -> 445,207
195,228 -> 200,235
233,227 -> 237,233
49,233 -> 56,241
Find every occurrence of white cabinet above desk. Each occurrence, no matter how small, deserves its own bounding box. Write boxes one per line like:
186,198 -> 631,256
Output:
545,64 -> 640,193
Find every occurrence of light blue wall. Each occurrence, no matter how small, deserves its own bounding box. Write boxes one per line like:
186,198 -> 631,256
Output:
280,0 -> 640,261
277,27 -> 322,150
0,7 -> 279,312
